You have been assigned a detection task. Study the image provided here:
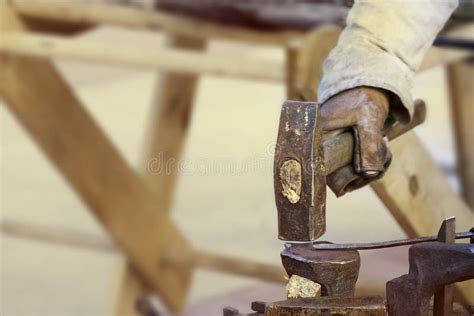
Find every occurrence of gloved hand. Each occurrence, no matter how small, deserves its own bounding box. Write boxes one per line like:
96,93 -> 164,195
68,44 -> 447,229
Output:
320,86 -> 393,196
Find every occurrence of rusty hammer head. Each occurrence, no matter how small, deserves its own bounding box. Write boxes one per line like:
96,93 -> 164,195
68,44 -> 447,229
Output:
274,100 -> 426,242
274,101 -> 326,241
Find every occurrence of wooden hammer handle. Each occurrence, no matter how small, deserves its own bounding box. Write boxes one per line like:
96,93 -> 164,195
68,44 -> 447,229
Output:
324,100 -> 426,175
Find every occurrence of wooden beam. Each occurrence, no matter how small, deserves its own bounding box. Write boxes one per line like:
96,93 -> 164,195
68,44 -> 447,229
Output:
11,0 -> 302,46
8,8 -> 470,80
0,52 -> 192,311
0,32 -> 284,82
1,218 -> 116,253
371,132 -> 474,304
0,3 -> 192,311
0,219 -> 287,284
12,0 -> 472,65
163,249 -> 286,284
286,26 -> 341,100
447,60 -> 474,209
115,35 -> 207,316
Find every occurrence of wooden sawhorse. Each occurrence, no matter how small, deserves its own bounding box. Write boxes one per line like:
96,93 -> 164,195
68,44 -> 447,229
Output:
1,0 -> 473,314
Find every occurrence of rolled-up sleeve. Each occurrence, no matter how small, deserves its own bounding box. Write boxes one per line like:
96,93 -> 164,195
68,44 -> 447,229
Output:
318,0 -> 458,121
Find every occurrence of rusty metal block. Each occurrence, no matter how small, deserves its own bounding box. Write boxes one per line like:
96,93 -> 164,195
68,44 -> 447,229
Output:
265,296 -> 386,315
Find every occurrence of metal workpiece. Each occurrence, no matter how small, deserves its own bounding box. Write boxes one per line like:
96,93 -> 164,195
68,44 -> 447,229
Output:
274,100 -> 326,241
386,242 -> 474,316
310,230 -> 474,250
281,243 -> 360,297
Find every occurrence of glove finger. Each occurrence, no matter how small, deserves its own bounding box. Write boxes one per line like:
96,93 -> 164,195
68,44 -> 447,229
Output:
320,100 -> 357,131
353,126 -> 389,177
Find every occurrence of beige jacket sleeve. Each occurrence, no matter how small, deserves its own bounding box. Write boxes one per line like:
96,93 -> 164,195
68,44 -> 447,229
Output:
318,0 -> 458,121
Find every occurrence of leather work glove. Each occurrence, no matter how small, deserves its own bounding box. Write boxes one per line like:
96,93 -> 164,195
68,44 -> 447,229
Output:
320,87 -> 393,196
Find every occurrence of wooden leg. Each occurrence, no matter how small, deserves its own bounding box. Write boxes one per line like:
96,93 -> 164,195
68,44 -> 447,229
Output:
285,26 -> 341,101
114,35 -> 206,315
0,3 -> 193,311
143,35 -> 207,206
371,132 -> 474,304
447,60 -> 474,209
0,51 -> 192,312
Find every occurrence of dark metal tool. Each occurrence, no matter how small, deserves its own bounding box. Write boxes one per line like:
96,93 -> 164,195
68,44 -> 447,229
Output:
310,229 -> 474,250
433,217 -> 456,316
386,243 -> 474,315
274,100 -> 426,241
434,36 -> 474,50
135,297 -> 160,316
385,217 -> 474,316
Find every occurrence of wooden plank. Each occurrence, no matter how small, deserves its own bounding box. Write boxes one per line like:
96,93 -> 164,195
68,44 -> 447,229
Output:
0,32 -> 284,82
11,0 -> 303,46
447,60 -> 474,209
371,132 -> 474,304
115,35 -> 206,316
0,3 -> 191,311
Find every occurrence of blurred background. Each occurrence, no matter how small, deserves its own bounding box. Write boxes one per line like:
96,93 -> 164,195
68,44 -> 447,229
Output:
1,1 -> 473,315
